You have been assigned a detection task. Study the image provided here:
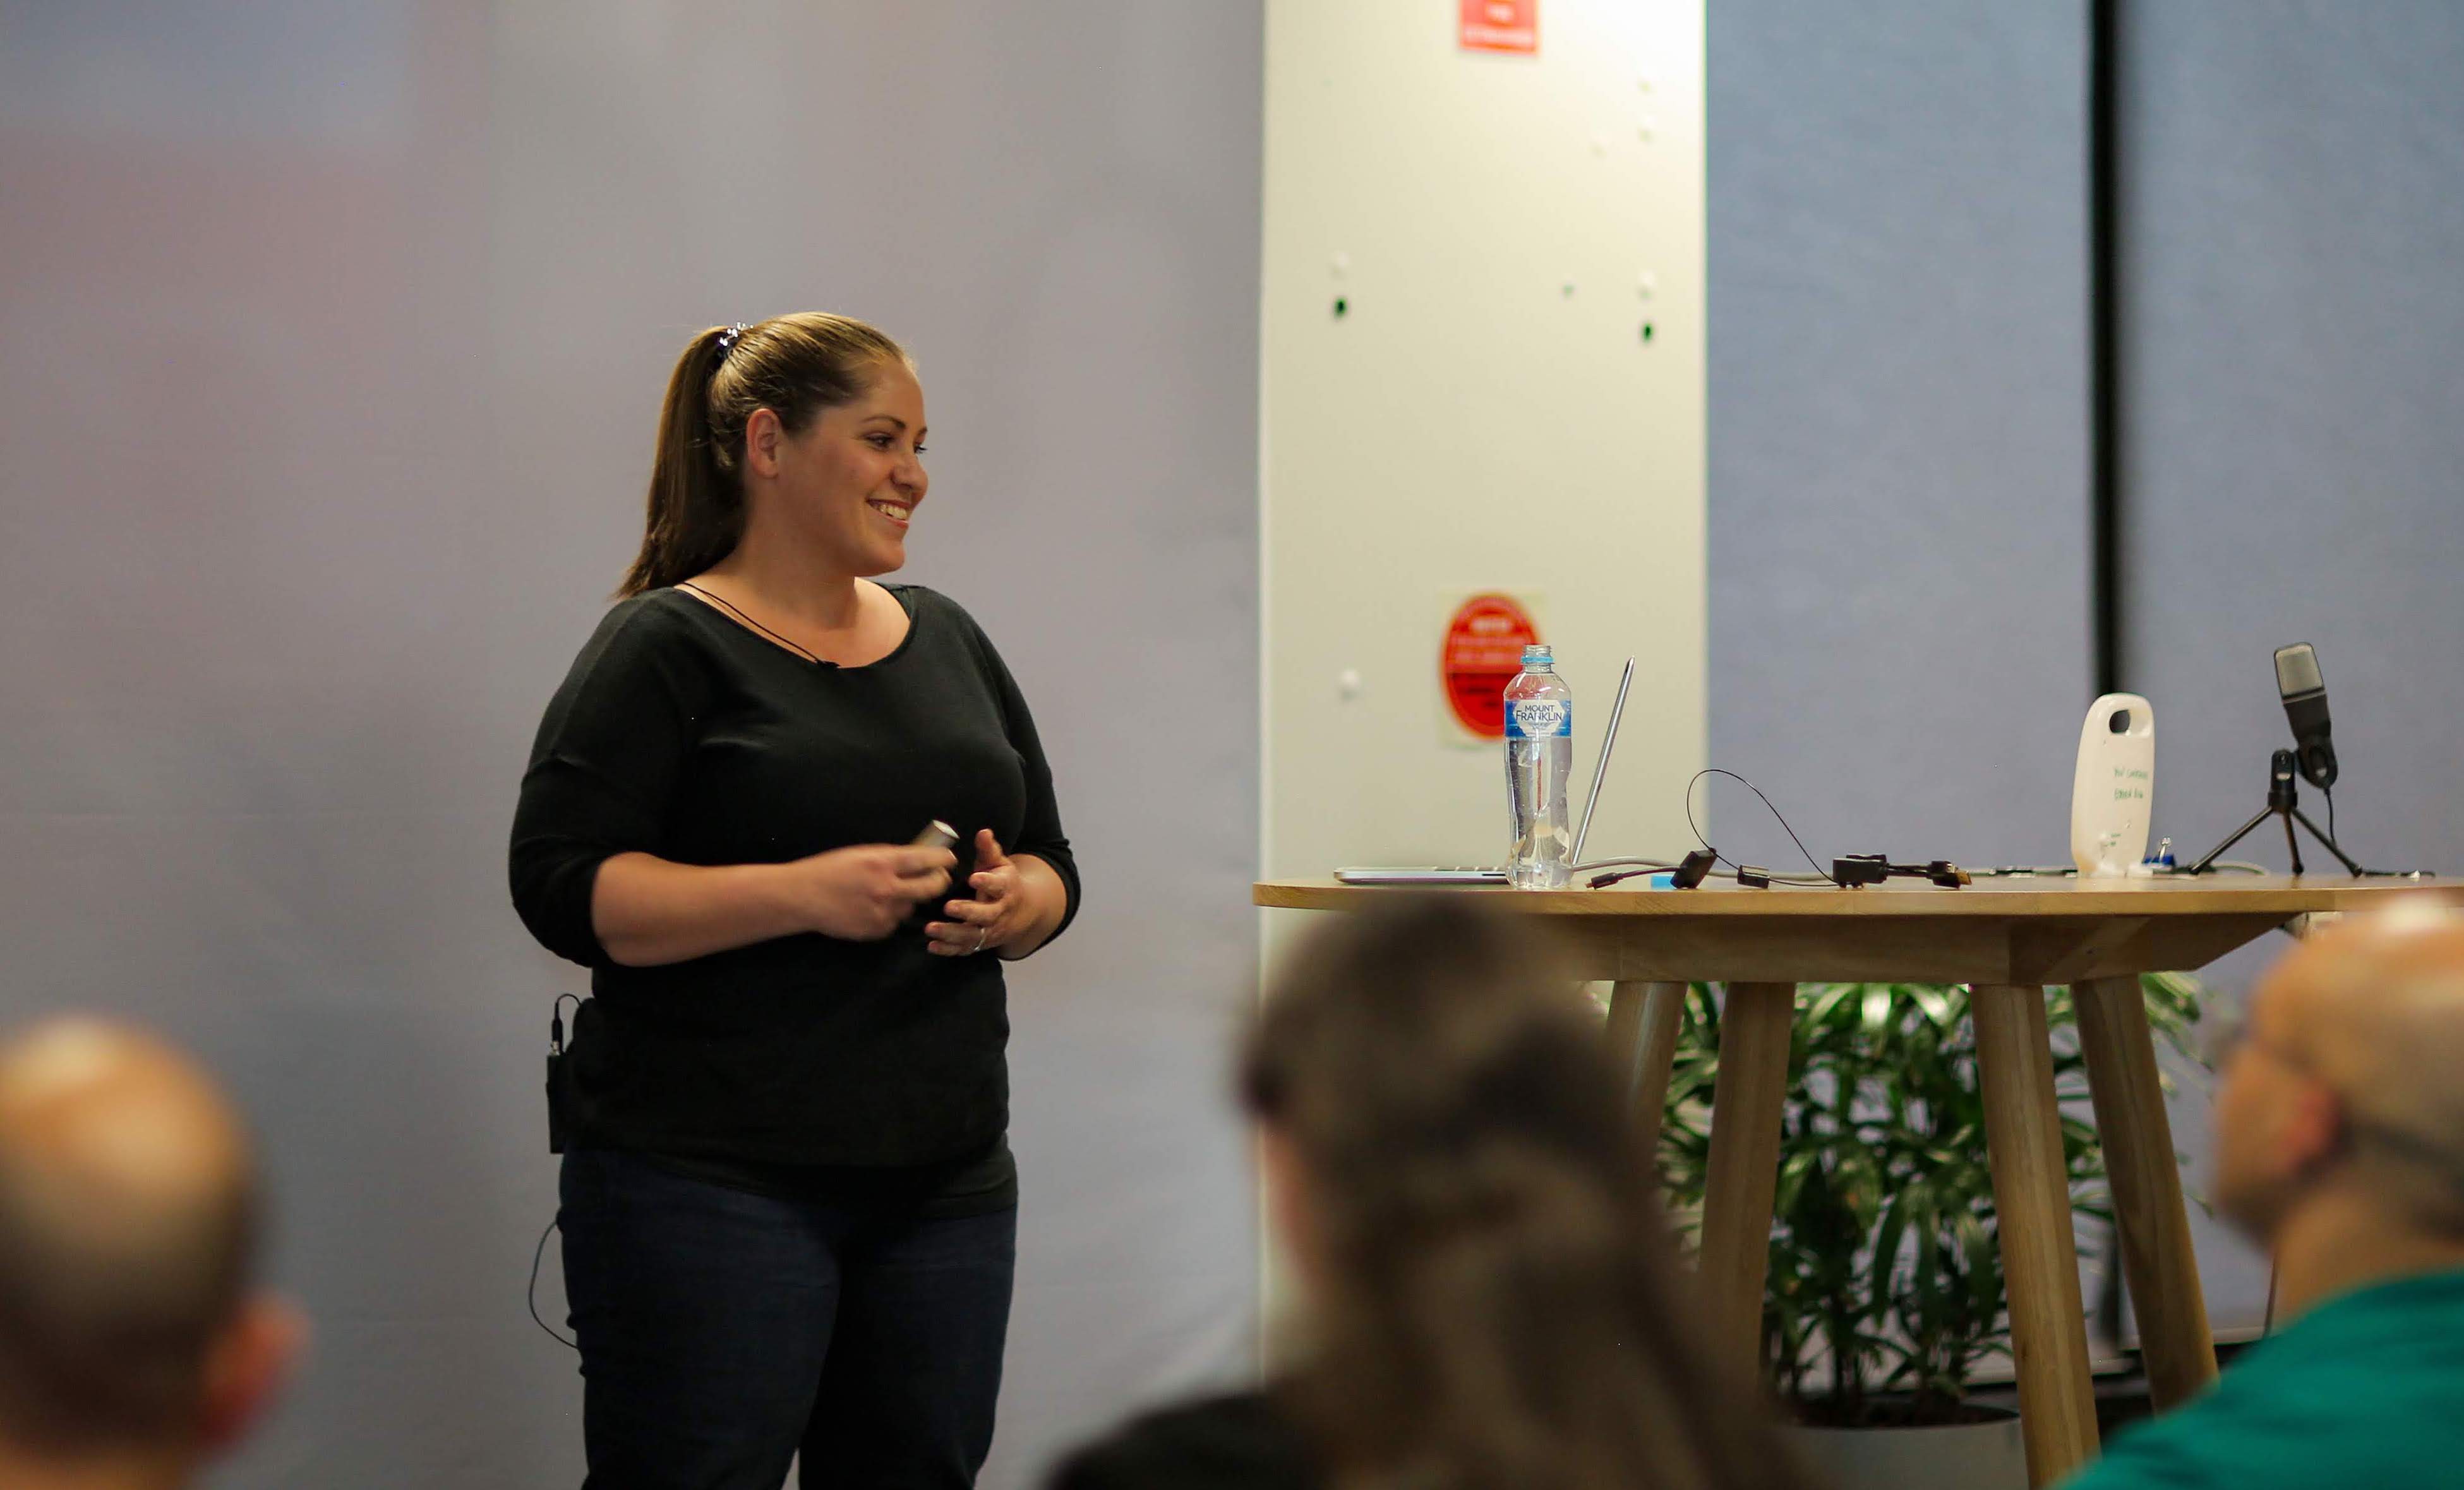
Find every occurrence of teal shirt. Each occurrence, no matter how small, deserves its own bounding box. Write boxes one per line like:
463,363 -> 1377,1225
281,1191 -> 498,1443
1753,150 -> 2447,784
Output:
2065,1269 -> 2464,1490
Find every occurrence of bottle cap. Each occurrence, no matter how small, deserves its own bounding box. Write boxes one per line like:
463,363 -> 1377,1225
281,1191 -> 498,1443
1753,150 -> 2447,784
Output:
1521,644 -> 1553,668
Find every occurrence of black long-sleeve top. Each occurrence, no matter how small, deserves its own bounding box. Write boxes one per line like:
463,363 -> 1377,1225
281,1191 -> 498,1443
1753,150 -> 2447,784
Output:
510,584 -> 1079,1177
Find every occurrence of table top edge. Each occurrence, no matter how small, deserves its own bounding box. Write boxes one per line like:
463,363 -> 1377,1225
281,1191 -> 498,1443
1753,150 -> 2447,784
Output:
1253,875 -> 2456,916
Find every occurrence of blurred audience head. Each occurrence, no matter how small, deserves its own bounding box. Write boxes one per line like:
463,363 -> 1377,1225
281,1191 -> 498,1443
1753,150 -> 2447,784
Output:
0,1018 -> 298,1487
2215,903 -> 2464,1293
1242,898 -> 1811,1490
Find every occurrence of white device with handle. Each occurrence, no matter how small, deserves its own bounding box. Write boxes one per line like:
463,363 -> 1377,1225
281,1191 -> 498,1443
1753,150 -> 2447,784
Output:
2070,693 -> 2154,877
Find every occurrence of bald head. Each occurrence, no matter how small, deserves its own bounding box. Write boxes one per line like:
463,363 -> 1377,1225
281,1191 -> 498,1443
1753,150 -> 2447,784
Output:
2267,908 -> 2464,1147
2218,903 -> 2464,1242
0,1018 -> 260,1452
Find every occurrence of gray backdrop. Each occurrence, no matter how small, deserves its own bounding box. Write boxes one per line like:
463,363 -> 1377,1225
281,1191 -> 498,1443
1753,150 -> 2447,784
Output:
1706,0 -> 2094,870
1711,0 -> 2464,1338
0,3 -> 1261,1484
2112,0 -> 2464,1330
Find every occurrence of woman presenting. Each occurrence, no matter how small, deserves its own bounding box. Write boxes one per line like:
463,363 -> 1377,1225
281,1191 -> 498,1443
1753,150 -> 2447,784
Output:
510,313 -> 1079,1489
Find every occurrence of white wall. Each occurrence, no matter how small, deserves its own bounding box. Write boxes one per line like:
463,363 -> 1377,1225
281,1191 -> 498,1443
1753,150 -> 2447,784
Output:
1255,0 -> 1703,1327
1261,0 -> 1707,886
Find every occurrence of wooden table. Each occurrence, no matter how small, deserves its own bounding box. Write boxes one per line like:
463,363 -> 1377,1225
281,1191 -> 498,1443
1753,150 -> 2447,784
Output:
1254,875 -> 2460,1486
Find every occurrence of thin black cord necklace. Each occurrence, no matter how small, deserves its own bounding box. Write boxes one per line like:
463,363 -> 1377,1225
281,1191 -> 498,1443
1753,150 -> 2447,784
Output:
675,580 -> 833,666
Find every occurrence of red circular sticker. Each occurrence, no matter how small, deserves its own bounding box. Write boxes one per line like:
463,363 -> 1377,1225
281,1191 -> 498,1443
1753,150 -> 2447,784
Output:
1441,594 -> 1539,738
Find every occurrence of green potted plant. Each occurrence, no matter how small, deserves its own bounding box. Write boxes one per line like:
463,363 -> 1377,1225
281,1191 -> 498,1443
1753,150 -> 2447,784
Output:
1652,975 -> 2203,1490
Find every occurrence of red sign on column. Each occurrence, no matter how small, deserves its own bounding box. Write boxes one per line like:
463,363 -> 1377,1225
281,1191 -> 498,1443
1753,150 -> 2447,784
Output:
1441,594 -> 1541,738
1459,0 -> 1537,55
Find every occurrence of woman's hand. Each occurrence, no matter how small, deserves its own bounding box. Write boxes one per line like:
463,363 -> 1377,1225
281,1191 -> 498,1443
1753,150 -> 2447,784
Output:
794,843 -> 954,941
927,831 -> 1066,959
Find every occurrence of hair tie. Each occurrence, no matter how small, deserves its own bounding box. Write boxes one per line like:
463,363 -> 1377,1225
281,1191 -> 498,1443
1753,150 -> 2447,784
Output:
714,323 -> 748,360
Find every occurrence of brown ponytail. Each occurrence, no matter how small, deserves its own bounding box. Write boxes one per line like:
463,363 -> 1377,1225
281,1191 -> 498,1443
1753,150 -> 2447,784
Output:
619,313 -> 913,596
1243,900 -> 1817,1490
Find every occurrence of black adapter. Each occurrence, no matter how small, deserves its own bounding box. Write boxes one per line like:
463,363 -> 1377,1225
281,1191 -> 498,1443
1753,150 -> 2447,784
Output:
1671,849 -> 1718,889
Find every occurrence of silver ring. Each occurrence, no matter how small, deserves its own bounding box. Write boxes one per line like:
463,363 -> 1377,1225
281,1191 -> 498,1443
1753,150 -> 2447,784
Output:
973,930 -> 987,954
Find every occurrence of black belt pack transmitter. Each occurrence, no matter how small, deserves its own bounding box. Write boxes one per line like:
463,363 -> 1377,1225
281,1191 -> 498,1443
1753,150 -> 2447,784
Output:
546,994 -> 584,1155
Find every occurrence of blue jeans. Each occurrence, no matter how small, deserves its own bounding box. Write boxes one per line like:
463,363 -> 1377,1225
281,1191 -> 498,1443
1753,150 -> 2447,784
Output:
558,1149 -> 1016,1489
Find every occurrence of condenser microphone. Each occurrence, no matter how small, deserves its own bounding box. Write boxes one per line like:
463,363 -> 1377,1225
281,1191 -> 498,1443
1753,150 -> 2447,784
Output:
2273,642 -> 2338,790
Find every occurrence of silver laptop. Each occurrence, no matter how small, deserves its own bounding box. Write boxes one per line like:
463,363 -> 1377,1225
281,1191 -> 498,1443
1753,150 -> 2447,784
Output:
1333,658 -> 1635,886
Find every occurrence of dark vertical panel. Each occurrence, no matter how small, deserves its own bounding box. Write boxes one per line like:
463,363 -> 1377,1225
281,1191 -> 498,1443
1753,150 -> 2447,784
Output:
2122,0 -> 2464,1330
1709,2 -> 2092,867
2091,0 -> 2124,697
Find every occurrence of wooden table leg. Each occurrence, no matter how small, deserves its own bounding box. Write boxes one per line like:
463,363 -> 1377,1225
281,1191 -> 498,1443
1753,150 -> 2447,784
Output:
1974,984 -> 2100,1487
1606,980 -> 1688,1153
1698,982 -> 1795,1380
2074,973 -> 2216,1410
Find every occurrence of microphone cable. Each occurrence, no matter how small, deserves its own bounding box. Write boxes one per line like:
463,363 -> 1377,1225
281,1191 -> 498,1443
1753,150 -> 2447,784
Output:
1684,769 -> 1842,887
529,1215 -> 577,1350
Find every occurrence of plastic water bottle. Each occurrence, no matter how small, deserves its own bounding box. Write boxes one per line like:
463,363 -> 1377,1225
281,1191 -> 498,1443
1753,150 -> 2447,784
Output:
1505,644 -> 1573,889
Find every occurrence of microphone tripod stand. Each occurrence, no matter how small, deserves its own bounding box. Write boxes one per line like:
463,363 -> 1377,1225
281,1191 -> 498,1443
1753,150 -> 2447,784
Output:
2185,749 -> 2365,877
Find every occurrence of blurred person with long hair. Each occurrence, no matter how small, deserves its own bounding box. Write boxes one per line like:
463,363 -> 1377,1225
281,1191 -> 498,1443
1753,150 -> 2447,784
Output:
1049,898 -> 1815,1490
510,315 -> 1078,1487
